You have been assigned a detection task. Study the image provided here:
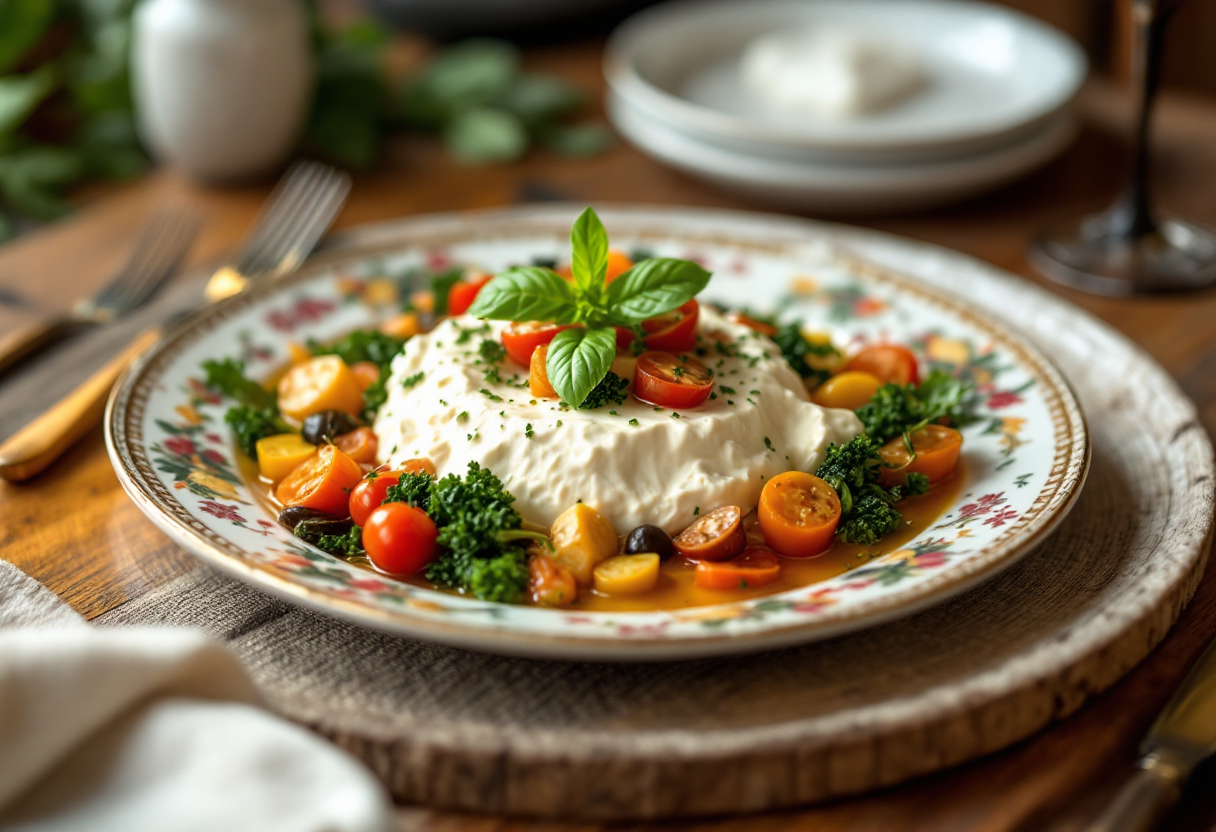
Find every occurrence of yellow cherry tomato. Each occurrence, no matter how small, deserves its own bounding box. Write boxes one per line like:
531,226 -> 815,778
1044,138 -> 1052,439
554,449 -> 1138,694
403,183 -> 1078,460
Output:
594,554 -> 660,595
277,355 -> 364,422
812,371 -> 883,410
255,433 -> 315,481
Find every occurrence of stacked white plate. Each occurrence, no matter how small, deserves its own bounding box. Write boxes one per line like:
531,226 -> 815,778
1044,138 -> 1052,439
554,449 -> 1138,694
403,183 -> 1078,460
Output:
604,0 -> 1088,213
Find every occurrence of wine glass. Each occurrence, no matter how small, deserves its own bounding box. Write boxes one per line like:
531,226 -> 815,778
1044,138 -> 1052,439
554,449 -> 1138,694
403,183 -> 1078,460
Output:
1028,0 -> 1216,295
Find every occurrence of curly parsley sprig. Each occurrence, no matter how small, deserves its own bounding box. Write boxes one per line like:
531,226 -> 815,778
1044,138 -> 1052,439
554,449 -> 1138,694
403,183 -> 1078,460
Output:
467,207 -> 710,406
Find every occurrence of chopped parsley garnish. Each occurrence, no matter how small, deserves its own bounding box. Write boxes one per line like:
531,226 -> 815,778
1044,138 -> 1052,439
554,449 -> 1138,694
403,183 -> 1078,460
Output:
814,436 -> 917,546
478,337 -> 506,364
202,359 -> 291,456
525,423 -> 534,439
454,321 -> 491,345
479,388 -> 504,402
719,385 -> 736,395
628,418 -> 639,426
855,370 -> 978,445
401,371 -> 425,388
577,371 -> 629,410
764,436 -> 774,451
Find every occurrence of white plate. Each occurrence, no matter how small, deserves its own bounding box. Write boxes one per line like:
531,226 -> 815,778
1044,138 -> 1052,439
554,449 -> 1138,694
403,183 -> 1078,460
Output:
106,206 -> 1089,661
609,90 -> 1078,213
605,0 -> 1087,160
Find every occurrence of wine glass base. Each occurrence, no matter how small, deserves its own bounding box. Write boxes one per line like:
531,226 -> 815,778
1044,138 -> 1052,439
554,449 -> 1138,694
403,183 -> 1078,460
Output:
1030,213 -> 1216,295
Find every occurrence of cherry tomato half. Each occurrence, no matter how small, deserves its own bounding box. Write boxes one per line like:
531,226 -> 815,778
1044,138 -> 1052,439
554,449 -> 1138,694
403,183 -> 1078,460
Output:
757,472 -> 842,558
275,444 -> 364,517
694,546 -> 782,591
447,274 -> 492,316
877,425 -> 963,488
674,505 -> 747,562
333,426 -> 378,465
529,344 -> 558,398
633,351 -> 714,409
640,299 -> 699,352
362,502 -> 440,576
501,321 -> 575,367
812,371 -> 883,411
845,344 -> 920,386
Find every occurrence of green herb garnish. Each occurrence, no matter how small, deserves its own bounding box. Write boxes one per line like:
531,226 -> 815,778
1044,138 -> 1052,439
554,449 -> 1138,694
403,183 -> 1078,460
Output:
202,359 -> 291,456
855,370 -> 978,445
467,207 -> 710,406
814,436 -> 911,546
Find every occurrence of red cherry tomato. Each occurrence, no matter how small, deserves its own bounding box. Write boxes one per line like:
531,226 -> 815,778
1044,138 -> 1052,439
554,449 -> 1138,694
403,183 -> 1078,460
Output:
633,351 -> 714,409
641,299 -> 699,352
362,502 -> 440,576
501,321 -> 575,366
349,469 -> 403,527
844,344 -> 920,386
447,274 -> 492,316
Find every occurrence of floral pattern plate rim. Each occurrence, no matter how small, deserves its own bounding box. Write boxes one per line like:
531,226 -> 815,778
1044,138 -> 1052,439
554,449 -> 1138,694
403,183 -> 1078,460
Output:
105,205 -> 1089,661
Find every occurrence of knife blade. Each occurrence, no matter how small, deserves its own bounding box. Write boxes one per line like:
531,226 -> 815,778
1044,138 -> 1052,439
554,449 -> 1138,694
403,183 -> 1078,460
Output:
1083,635 -> 1216,832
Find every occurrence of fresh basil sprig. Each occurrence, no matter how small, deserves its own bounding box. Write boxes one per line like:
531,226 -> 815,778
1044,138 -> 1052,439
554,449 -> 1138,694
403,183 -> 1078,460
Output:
467,207 -> 710,406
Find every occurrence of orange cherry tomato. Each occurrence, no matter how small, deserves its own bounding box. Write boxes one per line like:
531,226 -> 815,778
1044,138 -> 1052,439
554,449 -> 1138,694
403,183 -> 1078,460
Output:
529,344 -> 558,398
844,344 -> 920,386
350,361 -> 381,392
877,425 -> 963,488
604,250 -> 634,284
812,371 -> 883,410
277,355 -> 364,421
447,274 -> 492,316
640,299 -> 699,352
275,444 -> 364,517
758,472 -> 842,558
362,502 -> 439,576
725,312 -> 778,338
349,469 -> 404,527
529,554 -> 578,607
333,427 -> 378,465
674,505 -> 747,562
501,321 -> 575,366
399,457 -> 437,477
633,351 -> 714,409
694,546 -> 782,591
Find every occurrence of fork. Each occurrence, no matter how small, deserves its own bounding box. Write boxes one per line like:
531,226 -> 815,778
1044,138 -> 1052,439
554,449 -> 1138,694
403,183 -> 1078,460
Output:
0,162 -> 351,483
0,207 -> 200,376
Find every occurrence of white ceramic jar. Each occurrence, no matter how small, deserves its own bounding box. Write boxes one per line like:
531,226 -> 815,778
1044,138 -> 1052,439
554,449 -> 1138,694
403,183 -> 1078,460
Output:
132,0 -> 313,182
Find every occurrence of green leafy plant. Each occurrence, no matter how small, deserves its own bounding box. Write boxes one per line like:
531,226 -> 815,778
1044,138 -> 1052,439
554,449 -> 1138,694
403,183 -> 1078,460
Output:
307,328 -> 405,421
814,436 -> 914,546
202,358 -> 291,455
468,207 -> 711,406
855,370 -> 978,446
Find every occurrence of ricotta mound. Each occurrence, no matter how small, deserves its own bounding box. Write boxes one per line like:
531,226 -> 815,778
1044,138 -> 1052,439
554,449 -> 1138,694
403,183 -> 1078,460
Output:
374,306 -> 861,534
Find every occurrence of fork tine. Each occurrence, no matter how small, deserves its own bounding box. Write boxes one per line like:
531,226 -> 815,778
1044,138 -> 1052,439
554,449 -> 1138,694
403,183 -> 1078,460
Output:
112,210 -> 200,310
246,167 -> 350,277
91,208 -> 200,314
233,162 -> 327,276
238,164 -> 349,278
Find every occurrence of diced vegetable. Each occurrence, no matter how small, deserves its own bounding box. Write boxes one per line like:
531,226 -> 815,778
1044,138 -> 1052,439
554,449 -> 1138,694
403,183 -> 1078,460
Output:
639,299 -> 698,352
633,351 -> 713,409
502,321 -> 574,367
277,355 -> 364,421
845,344 -> 920,386
758,472 -> 842,558
275,444 -> 365,516
255,434 -> 317,482
594,554 -> 659,595
624,524 -> 674,561
380,311 -> 423,340
549,503 -> 619,585
673,506 -> 746,562
877,425 -> 963,487
529,344 -> 557,398
529,554 -> 578,607
694,547 -> 781,591
363,502 -> 440,575
350,361 -> 381,391
447,274 -> 492,315
333,427 -> 378,465
812,371 -> 883,411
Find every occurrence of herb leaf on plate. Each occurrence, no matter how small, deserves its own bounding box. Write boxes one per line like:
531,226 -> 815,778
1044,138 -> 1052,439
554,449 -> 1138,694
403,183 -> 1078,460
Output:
545,326 -> 617,410
570,205 -> 609,297
605,257 -> 710,325
856,369 -> 978,445
467,266 -> 577,322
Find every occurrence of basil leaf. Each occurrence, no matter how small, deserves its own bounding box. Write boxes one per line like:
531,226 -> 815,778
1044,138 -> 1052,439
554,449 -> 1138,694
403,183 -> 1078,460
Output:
445,107 -> 528,165
466,266 -> 578,322
604,257 -> 711,325
569,206 -> 608,298
545,326 -> 616,408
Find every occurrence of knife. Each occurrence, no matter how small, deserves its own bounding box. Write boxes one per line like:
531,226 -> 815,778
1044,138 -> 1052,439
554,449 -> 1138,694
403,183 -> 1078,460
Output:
1084,635 -> 1216,832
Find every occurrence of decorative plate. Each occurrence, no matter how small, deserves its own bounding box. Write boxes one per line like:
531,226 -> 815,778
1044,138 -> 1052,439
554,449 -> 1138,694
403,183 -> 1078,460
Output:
106,205 -> 1089,660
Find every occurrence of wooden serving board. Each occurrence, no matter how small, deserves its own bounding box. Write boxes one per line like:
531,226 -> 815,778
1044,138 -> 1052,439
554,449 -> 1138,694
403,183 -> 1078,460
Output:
98,228 -> 1214,819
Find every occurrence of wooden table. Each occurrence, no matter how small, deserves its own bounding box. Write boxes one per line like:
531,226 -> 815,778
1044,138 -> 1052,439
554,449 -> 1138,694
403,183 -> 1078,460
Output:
3,42 -> 1216,831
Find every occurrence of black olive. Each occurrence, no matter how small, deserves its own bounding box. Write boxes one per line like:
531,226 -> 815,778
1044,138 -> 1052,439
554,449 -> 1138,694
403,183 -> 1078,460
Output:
278,506 -> 327,530
624,524 -> 674,561
530,255 -> 558,269
291,515 -> 355,545
301,410 -> 361,445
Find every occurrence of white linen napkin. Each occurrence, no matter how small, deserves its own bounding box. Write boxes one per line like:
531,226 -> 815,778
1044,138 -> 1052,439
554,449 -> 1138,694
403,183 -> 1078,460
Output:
0,561 -> 393,832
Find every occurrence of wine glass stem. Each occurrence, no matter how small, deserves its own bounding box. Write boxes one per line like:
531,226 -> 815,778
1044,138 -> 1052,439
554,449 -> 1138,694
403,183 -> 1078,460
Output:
1115,0 -> 1173,239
